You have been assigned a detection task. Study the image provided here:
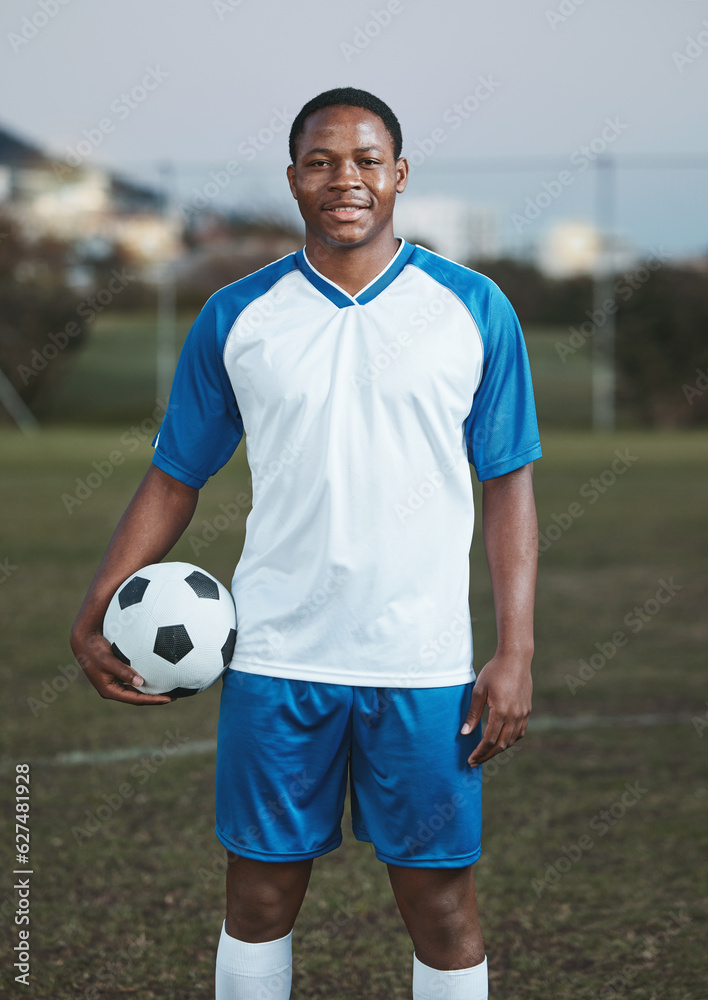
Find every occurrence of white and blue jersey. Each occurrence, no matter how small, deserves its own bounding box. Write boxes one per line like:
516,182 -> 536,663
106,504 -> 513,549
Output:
153,238 -> 541,688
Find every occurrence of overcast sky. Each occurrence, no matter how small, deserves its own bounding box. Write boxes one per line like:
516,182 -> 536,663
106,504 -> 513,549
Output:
2,0 -> 707,255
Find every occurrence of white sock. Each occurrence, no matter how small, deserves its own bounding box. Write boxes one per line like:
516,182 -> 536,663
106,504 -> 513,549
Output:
215,920 -> 292,1000
412,952 -> 488,1000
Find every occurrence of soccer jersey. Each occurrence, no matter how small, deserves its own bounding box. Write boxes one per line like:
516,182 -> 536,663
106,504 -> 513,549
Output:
152,239 -> 541,687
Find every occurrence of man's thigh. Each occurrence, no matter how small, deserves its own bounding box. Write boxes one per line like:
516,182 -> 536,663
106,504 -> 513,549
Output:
215,668 -> 353,861
349,681 -> 483,867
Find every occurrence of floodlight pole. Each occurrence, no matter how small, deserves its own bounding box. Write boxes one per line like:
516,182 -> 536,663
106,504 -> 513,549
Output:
156,161 -> 178,408
591,155 -> 616,432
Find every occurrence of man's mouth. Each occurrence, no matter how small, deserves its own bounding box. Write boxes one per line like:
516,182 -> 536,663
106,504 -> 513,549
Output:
324,204 -> 369,220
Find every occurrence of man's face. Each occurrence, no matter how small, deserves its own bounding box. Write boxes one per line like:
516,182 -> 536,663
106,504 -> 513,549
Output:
286,105 -> 408,252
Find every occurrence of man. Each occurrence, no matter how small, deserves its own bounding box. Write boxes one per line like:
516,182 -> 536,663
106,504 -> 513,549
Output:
71,87 -> 541,1000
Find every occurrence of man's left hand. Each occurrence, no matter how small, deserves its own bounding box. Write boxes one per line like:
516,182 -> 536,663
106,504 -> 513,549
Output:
460,652 -> 533,767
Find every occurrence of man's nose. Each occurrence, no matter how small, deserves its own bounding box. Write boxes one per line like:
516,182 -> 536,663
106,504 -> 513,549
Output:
329,160 -> 362,187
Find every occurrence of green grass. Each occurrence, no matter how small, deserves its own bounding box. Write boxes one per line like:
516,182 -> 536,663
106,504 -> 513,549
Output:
37,312 -> 193,425
0,425 -> 706,999
35,312 -> 594,429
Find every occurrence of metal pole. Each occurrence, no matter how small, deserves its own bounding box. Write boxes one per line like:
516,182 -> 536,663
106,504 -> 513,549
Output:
156,161 -> 177,408
591,155 -> 616,432
0,366 -> 39,434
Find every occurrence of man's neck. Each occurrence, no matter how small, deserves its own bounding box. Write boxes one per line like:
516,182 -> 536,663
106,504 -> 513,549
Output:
304,234 -> 401,297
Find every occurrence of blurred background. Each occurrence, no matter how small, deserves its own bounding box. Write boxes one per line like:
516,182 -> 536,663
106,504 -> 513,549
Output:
0,1 -> 706,998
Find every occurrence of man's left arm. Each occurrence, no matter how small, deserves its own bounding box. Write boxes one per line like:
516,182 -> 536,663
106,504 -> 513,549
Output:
461,462 -> 538,767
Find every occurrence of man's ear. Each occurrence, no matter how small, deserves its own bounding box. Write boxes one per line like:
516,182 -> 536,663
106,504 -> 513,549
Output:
395,157 -> 409,195
286,164 -> 298,201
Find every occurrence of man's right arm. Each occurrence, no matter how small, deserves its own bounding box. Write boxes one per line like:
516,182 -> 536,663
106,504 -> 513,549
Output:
70,464 -> 200,706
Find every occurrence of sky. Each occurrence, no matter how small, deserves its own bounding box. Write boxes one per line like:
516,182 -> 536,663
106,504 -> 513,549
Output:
1,0 -> 707,257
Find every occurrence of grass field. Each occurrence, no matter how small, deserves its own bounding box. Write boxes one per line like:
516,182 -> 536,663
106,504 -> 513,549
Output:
1,312 -> 707,999
40,311 -> 596,429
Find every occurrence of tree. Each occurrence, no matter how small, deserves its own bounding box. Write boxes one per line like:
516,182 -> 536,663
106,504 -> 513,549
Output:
467,257 -> 592,326
0,216 -> 87,418
615,264 -> 708,427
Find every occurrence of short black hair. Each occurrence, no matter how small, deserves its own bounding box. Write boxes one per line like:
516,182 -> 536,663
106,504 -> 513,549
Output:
289,87 -> 403,163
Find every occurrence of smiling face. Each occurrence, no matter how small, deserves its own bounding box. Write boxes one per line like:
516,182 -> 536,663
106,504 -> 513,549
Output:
286,105 -> 408,255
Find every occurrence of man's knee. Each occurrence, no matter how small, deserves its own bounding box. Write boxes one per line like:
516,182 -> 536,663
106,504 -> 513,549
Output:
390,865 -> 478,929
225,853 -> 312,941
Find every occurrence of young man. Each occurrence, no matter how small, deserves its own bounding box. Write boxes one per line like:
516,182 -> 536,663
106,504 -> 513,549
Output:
71,87 -> 541,1000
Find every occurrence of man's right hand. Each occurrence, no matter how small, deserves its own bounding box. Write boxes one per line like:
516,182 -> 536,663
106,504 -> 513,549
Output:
69,465 -> 200,707
71,625 -> 173,705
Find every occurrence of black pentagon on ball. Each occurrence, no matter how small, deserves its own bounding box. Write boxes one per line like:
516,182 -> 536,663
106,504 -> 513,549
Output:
111,643 -> 131,666
118,576 -> 150,609
153,624 -> 194,664
163,686 -> 200,699
185,570 -> 219,600
221,628 -> 237,667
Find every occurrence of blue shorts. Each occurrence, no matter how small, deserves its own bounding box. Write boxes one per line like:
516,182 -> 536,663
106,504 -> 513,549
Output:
215,668 -> 483,868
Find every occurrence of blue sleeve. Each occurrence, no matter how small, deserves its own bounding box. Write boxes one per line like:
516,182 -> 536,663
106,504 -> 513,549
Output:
152,297 -> 244,488
465,284 -> 542,481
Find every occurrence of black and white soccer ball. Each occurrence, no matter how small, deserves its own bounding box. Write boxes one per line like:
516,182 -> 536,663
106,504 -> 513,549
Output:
102,562 -> 237,697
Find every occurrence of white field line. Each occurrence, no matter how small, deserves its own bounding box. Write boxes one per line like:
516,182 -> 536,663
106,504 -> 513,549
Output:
3,712 -> 696,770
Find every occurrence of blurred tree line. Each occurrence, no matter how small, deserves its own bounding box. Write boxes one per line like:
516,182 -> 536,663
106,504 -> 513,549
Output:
471,255 -> 708,427
1,211 -> 706,428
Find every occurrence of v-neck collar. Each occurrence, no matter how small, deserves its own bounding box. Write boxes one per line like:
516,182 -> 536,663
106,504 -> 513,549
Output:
295,238 -> 414,308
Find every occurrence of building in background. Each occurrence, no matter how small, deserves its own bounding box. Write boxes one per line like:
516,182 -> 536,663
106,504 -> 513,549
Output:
539,220 -> 638,278
394,195 -> 500,262
0,123 -> 181,278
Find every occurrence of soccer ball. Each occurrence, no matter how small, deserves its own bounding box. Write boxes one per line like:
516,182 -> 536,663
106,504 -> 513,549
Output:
102,562 -> 237,697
